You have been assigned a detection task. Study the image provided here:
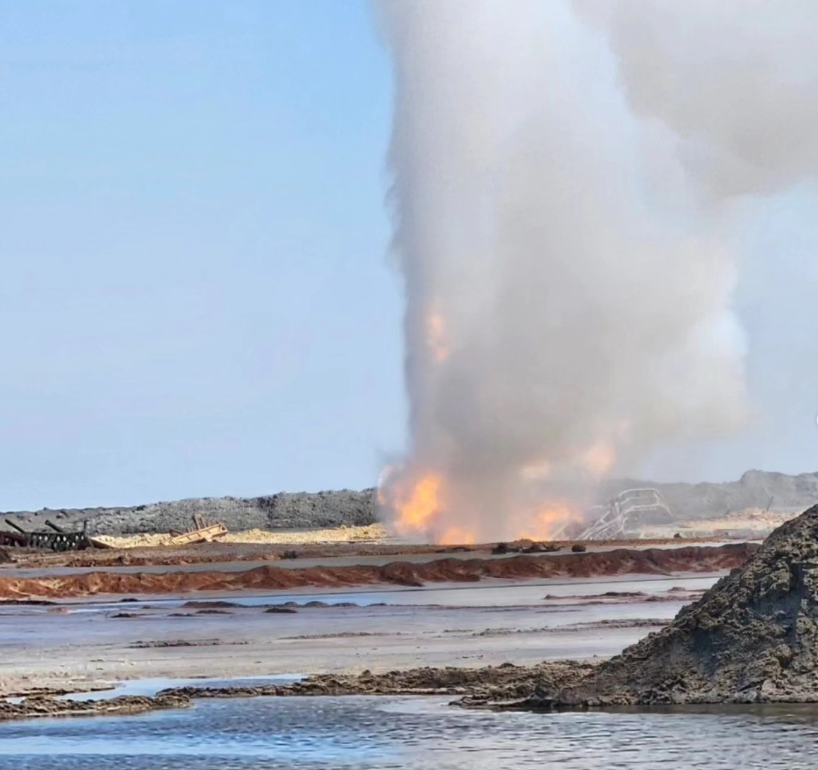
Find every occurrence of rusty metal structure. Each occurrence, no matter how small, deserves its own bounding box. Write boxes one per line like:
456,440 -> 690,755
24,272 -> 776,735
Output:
0,518 -> 104,552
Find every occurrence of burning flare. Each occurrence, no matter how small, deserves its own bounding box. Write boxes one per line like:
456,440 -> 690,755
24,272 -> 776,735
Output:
438,526 -> 477,546
514,502 -> 584,541
384,471 -> 445,537
381,466 -> 585,545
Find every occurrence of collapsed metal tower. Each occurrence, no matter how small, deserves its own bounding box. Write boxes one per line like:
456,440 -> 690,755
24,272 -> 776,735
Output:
578,488 -> 674,540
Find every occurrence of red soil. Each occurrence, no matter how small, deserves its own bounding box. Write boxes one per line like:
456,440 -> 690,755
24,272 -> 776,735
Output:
0,543 -> 758,599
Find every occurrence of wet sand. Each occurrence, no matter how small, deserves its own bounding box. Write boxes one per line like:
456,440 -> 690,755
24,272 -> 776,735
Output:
0,535 -> 762,718
0,573 -> 719,698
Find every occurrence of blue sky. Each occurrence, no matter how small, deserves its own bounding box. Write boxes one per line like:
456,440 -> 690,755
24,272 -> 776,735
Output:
0,1 -> 403,509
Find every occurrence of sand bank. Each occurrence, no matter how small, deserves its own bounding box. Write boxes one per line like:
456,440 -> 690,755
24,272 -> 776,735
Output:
0,543 -> 755,599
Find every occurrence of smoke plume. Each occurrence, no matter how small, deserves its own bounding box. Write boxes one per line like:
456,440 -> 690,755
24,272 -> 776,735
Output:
575,0 -> 818,201
374,0 -> 778,543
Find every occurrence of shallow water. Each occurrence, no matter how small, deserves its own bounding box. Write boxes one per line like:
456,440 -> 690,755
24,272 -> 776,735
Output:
21,572 -> 721,613
59,675 -> 301,702
1,696 -> 816,769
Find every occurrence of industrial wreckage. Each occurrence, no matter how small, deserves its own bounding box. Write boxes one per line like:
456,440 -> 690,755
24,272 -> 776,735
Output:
0,513 -> 228,553
0,518 -> 106,552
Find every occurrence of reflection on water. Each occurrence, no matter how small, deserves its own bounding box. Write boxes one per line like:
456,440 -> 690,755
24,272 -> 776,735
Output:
60,675 -> 301,702
0,696 -> 816,769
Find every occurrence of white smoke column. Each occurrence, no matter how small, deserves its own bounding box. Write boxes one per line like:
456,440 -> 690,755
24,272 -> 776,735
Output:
575,0 -> 818,200
375,0 -> 748,542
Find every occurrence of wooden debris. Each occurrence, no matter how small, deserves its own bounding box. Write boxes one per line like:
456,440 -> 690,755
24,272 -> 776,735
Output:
169,516 -> 229,546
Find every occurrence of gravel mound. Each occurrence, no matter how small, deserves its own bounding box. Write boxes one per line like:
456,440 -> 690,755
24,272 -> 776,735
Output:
1,489 -> 377,536
601,470 -> 818,521
528,503 -> 818,706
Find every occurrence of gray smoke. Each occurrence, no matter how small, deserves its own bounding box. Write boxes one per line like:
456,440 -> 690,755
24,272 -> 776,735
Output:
575,0 -> 818,201
375,0 -> 759,542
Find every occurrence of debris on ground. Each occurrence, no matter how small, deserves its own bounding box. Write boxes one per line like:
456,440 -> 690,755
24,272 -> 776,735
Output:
93,523 -> 389,549
168,516 -> 228,546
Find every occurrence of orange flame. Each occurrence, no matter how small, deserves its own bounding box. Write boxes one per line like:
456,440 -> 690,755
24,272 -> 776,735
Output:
582,439 -> 616,478
382,455 -> 596,543
438,526 -> 477,545
389,473 -> 444,536
426,312 -> 449,362
514,501 -> 583,541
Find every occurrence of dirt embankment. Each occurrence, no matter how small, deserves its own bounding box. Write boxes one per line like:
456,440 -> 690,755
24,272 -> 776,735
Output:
11,535 -> 735,572
0,543 -> 756,599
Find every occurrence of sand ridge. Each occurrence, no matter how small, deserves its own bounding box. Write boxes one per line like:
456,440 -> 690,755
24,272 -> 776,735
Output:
0,543 -> 756,599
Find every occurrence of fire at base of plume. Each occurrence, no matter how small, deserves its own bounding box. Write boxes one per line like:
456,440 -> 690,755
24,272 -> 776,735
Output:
378,466 -> 585,545
379,467 -> 679,545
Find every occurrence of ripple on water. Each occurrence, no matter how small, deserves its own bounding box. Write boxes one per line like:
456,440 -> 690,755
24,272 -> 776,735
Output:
0,696 -> 816,769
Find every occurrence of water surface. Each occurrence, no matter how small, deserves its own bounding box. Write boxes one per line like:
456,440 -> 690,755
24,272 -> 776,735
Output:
1,696 -> 816,769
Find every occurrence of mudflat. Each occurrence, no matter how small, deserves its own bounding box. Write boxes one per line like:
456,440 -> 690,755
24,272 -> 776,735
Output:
0,569 -> 722,700
0,533 -> 767,724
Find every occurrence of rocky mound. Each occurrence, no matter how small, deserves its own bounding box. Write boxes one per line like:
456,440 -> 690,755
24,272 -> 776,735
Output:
601,470 -> 818,521
4,469 -> 814,536
526,503 -> 818,706
1,488 -> 377,536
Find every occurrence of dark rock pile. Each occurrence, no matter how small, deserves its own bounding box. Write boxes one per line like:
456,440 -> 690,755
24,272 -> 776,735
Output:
1,488 -> 378,536
4,468 -> 816,536
526,503 -> 818,706
600,470 -> 818,521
